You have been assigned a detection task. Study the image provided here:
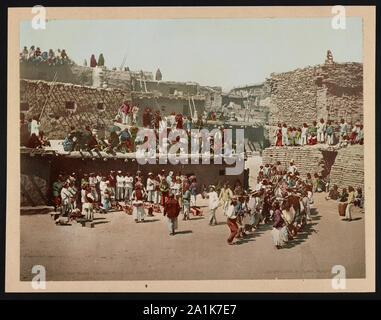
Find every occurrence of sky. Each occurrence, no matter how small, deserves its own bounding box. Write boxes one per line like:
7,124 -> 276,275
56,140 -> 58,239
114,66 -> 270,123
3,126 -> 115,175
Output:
20,17 -> 363,91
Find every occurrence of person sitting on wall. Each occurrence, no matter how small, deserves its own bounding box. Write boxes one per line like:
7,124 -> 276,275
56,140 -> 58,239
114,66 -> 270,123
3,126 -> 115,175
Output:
28,45 -> 36,61
20,46 -> 28,61
60,49 -> 69,63
38,130 -> 50,147
119,128 -> 134,153
109,130 -> 120,152
27,133 -> 42,148
63,133 -> 74,152
48,49 -> 56,66
307,133 -> 317,145
34,47 -> 42,62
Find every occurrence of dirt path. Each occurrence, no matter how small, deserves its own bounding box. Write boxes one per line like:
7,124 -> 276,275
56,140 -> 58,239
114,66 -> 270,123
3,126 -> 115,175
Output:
20,192 -> 365,281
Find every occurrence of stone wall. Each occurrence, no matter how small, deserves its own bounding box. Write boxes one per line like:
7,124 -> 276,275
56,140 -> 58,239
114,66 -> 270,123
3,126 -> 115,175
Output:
330,145 -> 364,191
268,62 -> 363,144
262,145 -> 364,191
20,61 -> 93,86
262,146 -> 328,178
132,79 -> 199,95
20,79 -> 131,139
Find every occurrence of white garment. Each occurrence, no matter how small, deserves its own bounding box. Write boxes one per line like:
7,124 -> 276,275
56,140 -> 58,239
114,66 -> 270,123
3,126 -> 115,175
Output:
60,188 -> 71,205
226,204 -> 237,219
30,119 -> 40,136
317,122 -> 326,133
146,177 -> 155,191
116,175 -> 125,188
288,165 -> 297,175
124,176 -> 133,189
208,191 -> 219,210
89,176 -> 97,187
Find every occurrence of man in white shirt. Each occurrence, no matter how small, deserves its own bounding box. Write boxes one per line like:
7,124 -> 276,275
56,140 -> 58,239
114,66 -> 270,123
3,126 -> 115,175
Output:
339,118 -> 348,144
30,116 -> 40,136
124,172 -> 134,201
301,123 -> 308,146
208,185 -> 219,226
116,171 -> 125,201
317,118 -> 326,143
288,161 -> 297,175
226,198 -> 238,245
99,177 -> 108,206
60,183 -> 72,217
146,172 -> 155,203
88,173 -> 98,203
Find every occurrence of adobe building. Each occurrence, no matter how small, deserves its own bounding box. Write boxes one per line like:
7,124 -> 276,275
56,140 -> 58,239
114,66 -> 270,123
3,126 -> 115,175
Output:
221,82 -> 271,124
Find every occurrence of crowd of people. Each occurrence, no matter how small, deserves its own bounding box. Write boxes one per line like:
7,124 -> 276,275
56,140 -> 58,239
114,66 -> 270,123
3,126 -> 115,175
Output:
274,119 -> 364,147
20,45 -> 72,65
116,101 -> 208,130
51,158 -> 363,244
217,160 -> 365,248
52,170 -> 206,235
59,110 -> 241,156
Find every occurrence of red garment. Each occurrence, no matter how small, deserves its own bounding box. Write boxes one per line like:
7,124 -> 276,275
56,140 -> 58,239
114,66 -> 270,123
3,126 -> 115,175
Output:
143,111 -> 152,127
53,196 -> 61,207
90,55 -> 97,67
276,130 -> 282,146
227,218 -> 238,243
211,113 -> 216,121
154,113 -> 161,129
164,198 -> 180,218
175,114 -> 183,129
85,191 -> 94,203
124,138 -> 134,152
108,175 -> 116,187
161,191 -> 169,206
28,134 -> 42,148
135,188 -> 144,200
88,135 -> 98,149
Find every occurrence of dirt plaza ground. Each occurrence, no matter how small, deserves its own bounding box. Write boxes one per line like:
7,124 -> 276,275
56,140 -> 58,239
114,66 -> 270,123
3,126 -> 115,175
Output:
20,191 -> 365,281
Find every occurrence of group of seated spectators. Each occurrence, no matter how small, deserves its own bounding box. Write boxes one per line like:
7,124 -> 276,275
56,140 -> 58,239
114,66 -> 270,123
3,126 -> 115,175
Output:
20,45 -> 72,65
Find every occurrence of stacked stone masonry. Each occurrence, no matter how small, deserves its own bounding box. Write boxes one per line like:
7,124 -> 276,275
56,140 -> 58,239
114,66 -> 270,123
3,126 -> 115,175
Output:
330,145 -> 364,191
268,62 -> 363,145
21,79 -> 131,139
262,145 -> 364,191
